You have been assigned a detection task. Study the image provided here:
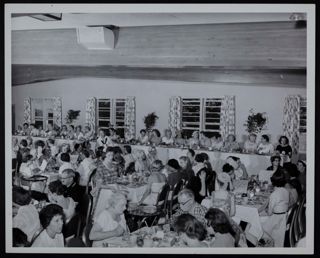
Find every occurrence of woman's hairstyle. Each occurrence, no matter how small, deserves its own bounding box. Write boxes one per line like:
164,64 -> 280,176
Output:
179,156 -> 192,169
60,153 -> 70,162
205,208 -> 235,236
152,129 -> 161,137
68,125 -> 75,130
194,153 -> 205,163
76,125 -> 82,130
109,127 -> 116,132
35,140 -> 45,149
23,123 -> 29,127
82,149 -> 90,158
84,125 -> 91,131
222,163 -> 234,173
283,162 -> 299,178
48,180 -> 67,196
99,128 -> 105,133
108,192 -> 127,208
39,204 -> 65,229
12,186 -> 32,206
174,213 -> 207,241
270,155 -> 281,163
249,133 -> 257,138
62,125 -> 67,130
47,138 -> 55,145
113,146 -> 123,155
227,156 -> 240,162
123,145 -> 132,154
140,129 -> 146,134
187,149 -> 195,157
21,153 -> 33,163
20,139 -> 28,148
227,134 -> 236,141
270,169 -> 287,187
164,128 -> 172,135
13,228 -> 28,247
152,159 -> 164,170
105,146 -> 114,154
261,134 -> 270,142
297,160 -> 306,169
200,152 -> 209,161
73,143 -> 81,151
279,135 -> 289,145
95,148 -> 105,159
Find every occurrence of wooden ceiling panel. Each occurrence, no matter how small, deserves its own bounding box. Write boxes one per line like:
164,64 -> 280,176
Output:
12,21 -> 306,69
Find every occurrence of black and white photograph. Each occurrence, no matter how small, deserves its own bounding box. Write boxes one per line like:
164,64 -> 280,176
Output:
5,3 -> 315,254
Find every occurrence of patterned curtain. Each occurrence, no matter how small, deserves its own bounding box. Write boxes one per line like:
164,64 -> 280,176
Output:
86,97 -> 97,132
23,97 -> 31,124
53,97 -> 62,128
168,96 -> 182,137
283,95 -> 300,155
125,97 -> 136,138
220,95 -> 236,140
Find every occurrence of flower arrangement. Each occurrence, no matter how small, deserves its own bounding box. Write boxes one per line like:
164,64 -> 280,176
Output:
143,112 -> 159,130
244,109 -> 268,134
65,110 -> 81,124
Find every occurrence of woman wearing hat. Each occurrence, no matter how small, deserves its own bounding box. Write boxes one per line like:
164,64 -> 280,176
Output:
210,173 -> 235,217
163,159 -> 183,189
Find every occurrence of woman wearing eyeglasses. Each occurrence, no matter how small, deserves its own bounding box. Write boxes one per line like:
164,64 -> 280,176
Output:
137,160 -> 167,206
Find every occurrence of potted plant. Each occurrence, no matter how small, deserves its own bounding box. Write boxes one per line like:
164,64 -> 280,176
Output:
143,112 -> 159,130
65,110 -> 81,124
244,109 -> 268,134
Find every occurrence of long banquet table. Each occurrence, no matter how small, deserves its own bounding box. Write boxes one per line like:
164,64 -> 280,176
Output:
12,135 -> 271,176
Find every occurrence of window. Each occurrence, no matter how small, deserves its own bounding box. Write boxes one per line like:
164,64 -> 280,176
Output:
31,98 -> 55,130
181,97 -> 223,138
97,98 -> 126,138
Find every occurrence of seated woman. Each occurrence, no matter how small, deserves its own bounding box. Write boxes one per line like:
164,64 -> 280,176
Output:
96,128 -> 108,148
60,125 -> 69,139
146,146 -> 158,168
266,155 -> 282,172
173,130 -> 186,146
210,173 -> 235,217
12,186 -> 41,243
258,169 -> 289,247
188,131 -> 200,149
221,164 -> 235,191
48,180 -> 77,224
124,128 -> 135,144
222,134 -> 241,153
205,208 -> 236,247
199,131 -> 211,149
174,213 -> 208,247
45,123 -> 57,138
83,124 -> 94,141
66,125 -> 75,140
243,133 -> 258,154
32,204 -> 65,247
19,153 -> 37,178
275,136 -> 293,161
89,192 -> 128,247
210,133 -> 224,151
134,150 -> 150,176
225,156 -> 248,180
257,134 -> 274,155
106,128 -> 119,146
29,123 -> 39,137
297,160 -> 306,193
137,129 -> 149,145
149,129 -> 162,146
161,129 -> 174,145
94,147 -> 118,185
74,125 -> 84,140
138,160 -> 167,206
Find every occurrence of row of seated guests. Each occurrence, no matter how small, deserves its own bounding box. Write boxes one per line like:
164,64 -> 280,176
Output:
15,123 -> 96,141
15,122 -> 293,157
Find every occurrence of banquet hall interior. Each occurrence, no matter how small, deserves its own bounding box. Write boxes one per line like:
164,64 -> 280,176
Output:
10,12 -> 307,249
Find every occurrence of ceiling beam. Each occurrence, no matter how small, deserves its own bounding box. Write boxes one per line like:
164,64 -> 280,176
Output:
12,64 -> 306,87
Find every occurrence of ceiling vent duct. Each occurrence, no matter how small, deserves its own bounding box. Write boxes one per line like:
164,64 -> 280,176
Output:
76,26 -> 115,50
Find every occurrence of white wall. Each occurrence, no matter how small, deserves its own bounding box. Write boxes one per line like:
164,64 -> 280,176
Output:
12,77 -> 306,143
